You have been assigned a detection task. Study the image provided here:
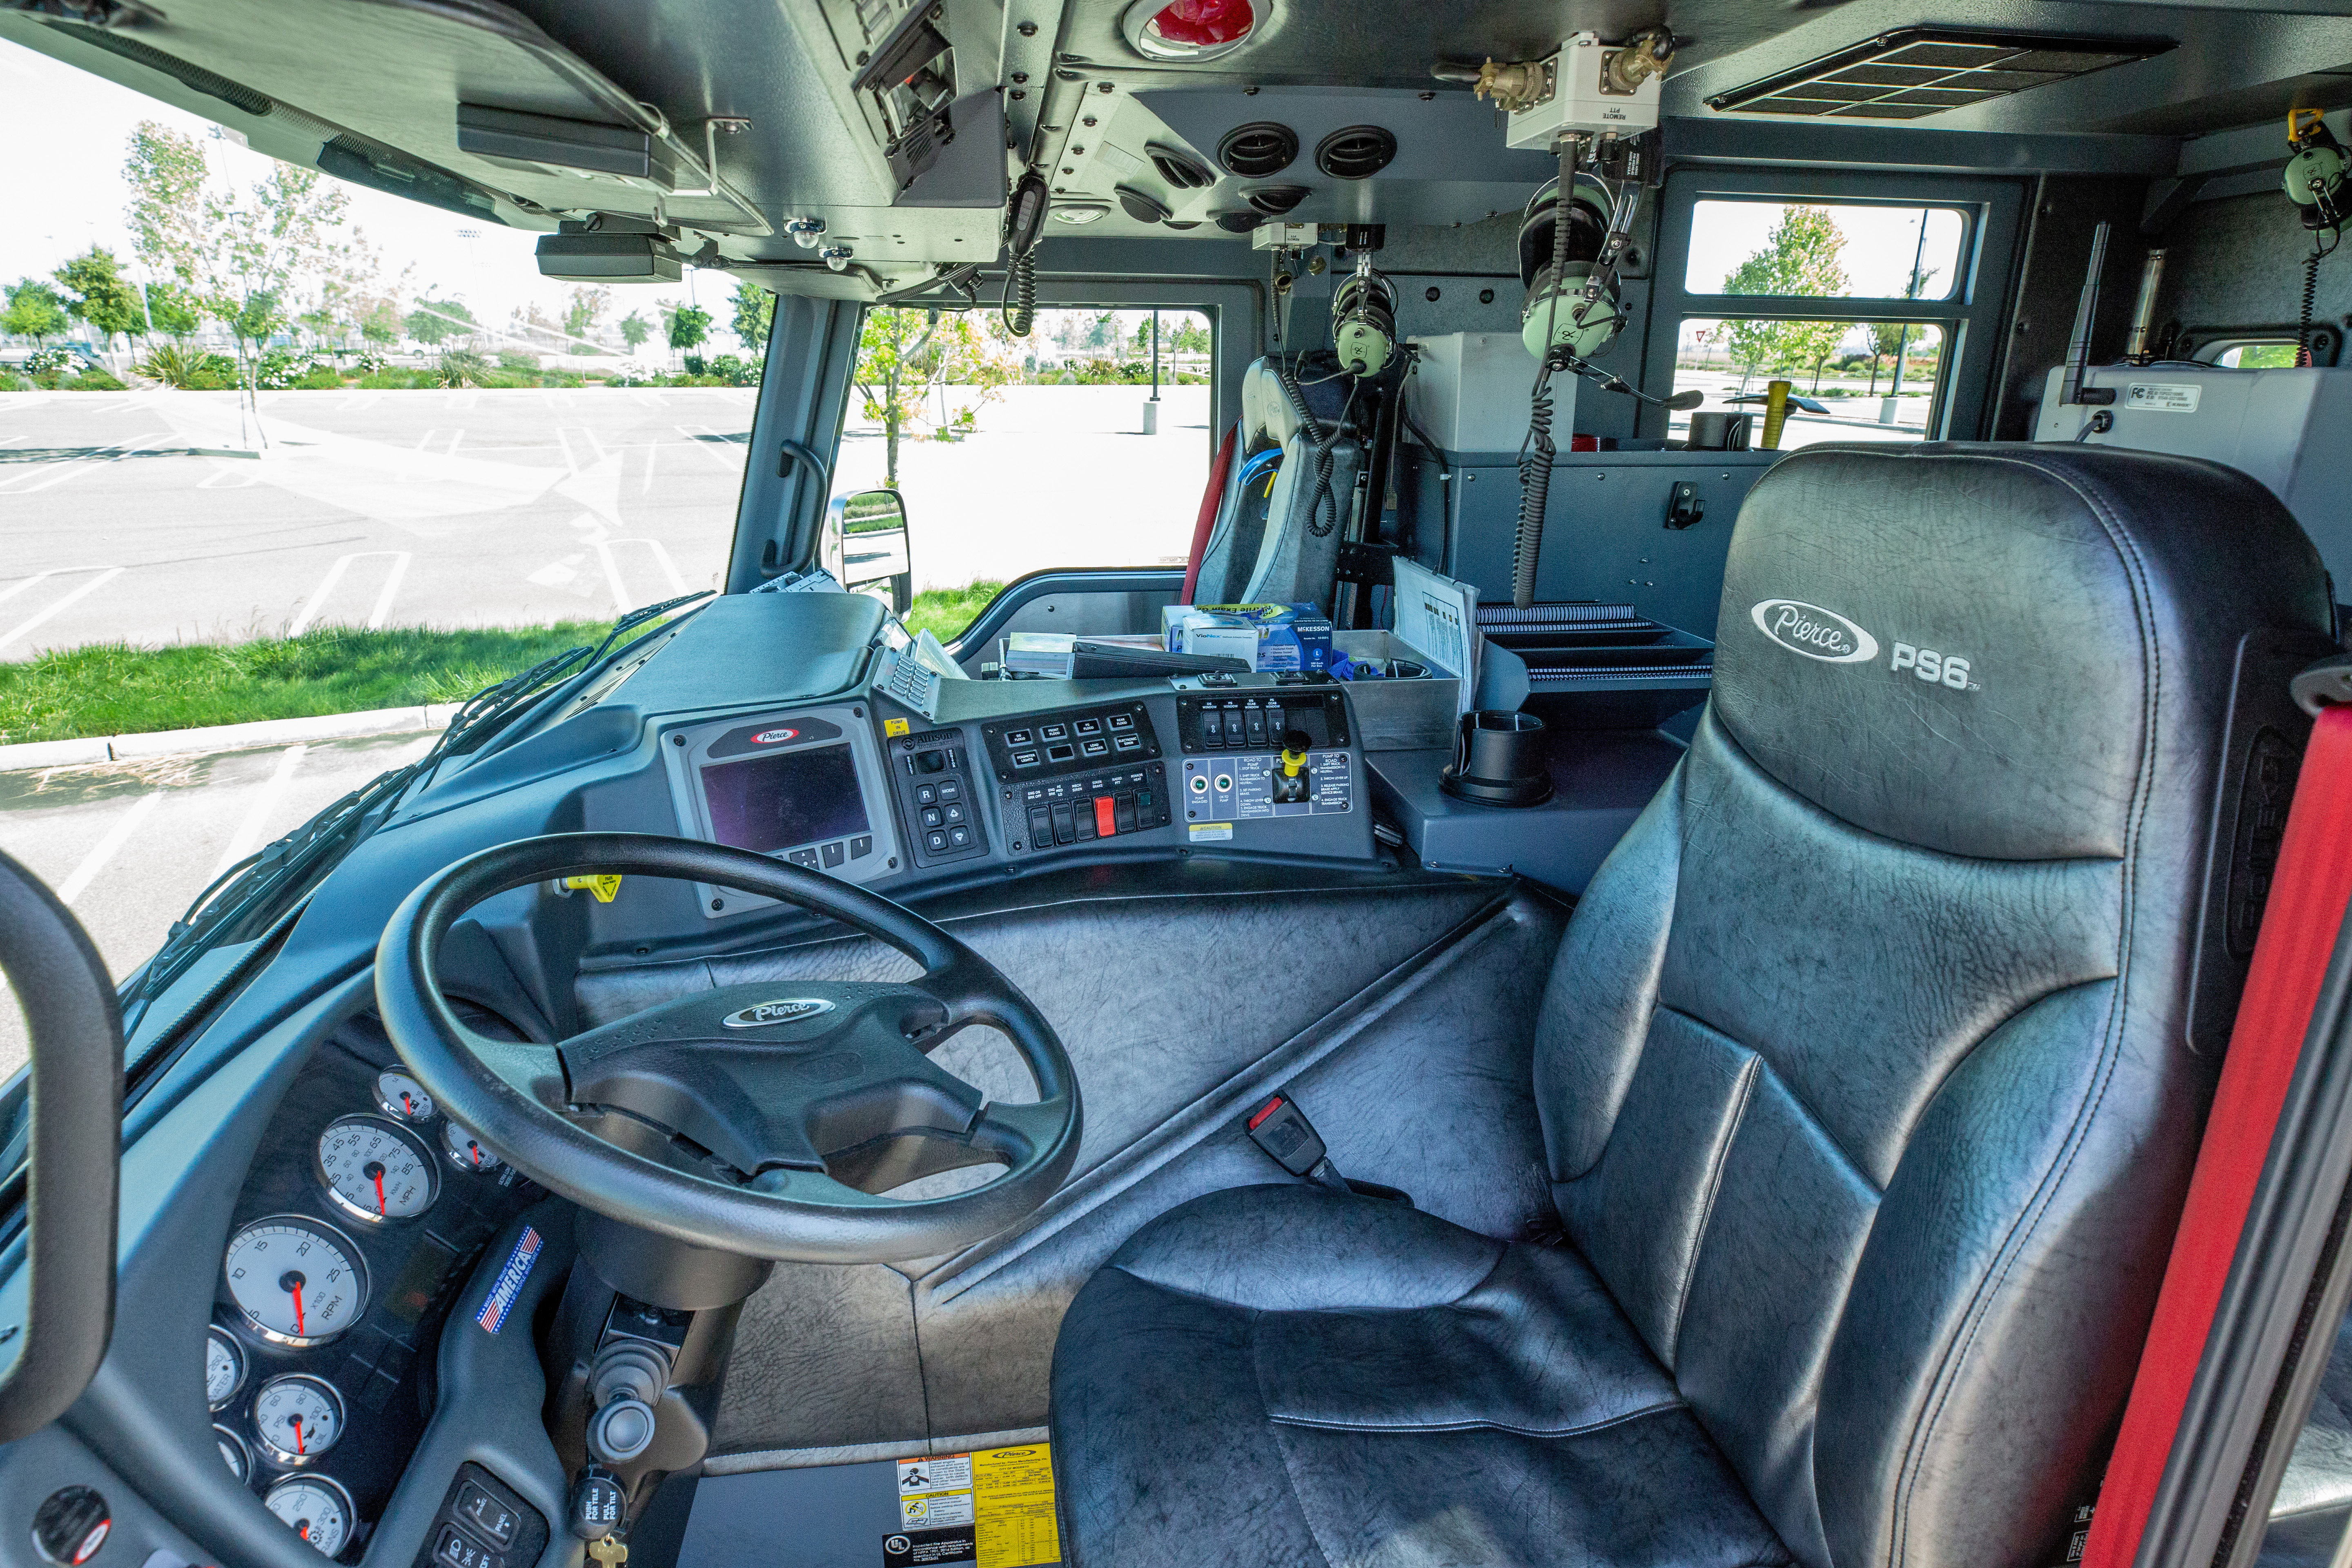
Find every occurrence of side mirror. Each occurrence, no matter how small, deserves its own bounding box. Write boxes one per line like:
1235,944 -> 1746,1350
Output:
825,488 -> 914,615
0,851 -> 123,1441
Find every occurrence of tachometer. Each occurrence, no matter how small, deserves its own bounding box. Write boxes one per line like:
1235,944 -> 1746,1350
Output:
316,1116 -> 438,1224
374,1070 -> 433,1123
265,1475 -> 354,1557
205,1325 -> 247,1411
223,1217 -> 368,1348
215,1425 -> 251,1484
252,1374 -> 345,1465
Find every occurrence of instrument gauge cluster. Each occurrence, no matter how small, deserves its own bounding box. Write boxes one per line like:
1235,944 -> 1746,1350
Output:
205,1025 -> 541,1560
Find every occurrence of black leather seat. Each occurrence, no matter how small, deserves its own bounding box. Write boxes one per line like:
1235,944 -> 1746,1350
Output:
1049,444 -> 2337,1568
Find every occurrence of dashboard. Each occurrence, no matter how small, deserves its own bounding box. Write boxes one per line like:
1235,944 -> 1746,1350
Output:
205,1016 -> 548,1564
151,592 -> 1390,1568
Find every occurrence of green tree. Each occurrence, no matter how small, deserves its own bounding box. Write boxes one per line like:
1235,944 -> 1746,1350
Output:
1719,205 -> 1850,394
54,247 -> 147,353
564,285 -> 610,347
731,281 -> 775,355
145,281 -> 201,341
4,279 -> 71,346
1864,264 -> 1941,395
359,300 -> 401,348
853,307 -> 1020,486
619,310 -> 650,352
406,296 -> 475,345
665,303 -> 712,360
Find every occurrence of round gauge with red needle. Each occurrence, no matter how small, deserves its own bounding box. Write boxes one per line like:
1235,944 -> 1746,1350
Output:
314,1115 -> 438,1225
222,1217 -> 368,1348
252,1374 -> 345,1466
374,1069 -> 434,1124
265,1475 -> 354,1557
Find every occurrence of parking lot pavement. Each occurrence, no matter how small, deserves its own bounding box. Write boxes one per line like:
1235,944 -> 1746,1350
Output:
0,385 -> 1218,659
0,387 -> 753,657
0,732 -> 434,1078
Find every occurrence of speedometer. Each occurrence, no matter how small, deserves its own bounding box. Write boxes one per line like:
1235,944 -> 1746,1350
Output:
265,1475 -> 355,1557
315,1116 -> 437,1224
223,1217 -> 368,1347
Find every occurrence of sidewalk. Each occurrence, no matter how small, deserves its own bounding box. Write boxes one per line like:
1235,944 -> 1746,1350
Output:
0,702 -> 458,773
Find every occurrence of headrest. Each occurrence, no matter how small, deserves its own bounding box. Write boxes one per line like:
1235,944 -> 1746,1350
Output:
1243,360 -> 1299,448
1710,444 -> 2332,861
1240,359 -> 1270,448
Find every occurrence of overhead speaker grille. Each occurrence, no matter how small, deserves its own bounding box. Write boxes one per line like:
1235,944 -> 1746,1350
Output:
1245,185 -> 1309,215
1218,122 -> 1298,178
1314,125 -> 1396,179
1146,143 -> 1216,189
1705,27 -> 2173,119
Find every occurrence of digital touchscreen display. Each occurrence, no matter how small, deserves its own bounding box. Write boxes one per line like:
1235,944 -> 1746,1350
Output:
700,744 -> 869,853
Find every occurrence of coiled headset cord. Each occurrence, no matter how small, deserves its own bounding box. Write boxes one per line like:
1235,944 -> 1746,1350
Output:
1000,248 -> 1037,337
1512,144 -> 1577,610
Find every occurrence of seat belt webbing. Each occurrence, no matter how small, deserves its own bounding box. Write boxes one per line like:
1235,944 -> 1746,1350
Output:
2082,704 -> 2352,1568
1181,424 -> 1238,607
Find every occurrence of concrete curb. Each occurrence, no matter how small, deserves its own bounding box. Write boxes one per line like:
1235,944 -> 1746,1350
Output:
0,703 -> 462,774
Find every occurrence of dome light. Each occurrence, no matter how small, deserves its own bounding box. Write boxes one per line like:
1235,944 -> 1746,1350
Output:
1121,0 -> 1258,62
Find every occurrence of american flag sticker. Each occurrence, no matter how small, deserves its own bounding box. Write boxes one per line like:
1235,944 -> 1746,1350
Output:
475,1226 -> 543,1334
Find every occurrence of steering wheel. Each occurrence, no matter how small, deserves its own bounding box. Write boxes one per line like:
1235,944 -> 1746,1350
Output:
374,833 -> 1081,1264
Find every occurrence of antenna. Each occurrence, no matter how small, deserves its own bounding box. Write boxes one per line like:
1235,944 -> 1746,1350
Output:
2062,220 -> 2117,407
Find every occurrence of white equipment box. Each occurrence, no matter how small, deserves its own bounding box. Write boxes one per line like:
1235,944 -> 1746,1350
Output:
1408,332 -> 1561,454
2034,365 -> 2352,594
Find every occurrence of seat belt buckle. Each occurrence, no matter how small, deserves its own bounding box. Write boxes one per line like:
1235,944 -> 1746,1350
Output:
1246,1094 -> 1331,1177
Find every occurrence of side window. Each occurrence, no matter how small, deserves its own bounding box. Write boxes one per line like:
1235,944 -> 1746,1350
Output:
839,306 -> 1215,640
1644,174 -> 2022,448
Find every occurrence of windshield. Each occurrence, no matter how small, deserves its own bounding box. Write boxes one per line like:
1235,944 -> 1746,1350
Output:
0,38 -> 757,1077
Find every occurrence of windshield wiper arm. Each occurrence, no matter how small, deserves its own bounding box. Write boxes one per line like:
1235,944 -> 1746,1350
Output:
118,590 -> 713,1048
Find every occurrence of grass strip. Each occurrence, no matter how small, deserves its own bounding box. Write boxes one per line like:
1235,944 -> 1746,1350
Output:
0,622 -> 617,746
0,581 -> 1007,746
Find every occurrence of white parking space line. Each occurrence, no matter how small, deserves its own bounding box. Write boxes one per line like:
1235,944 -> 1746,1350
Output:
56,791 -> 162,904
288,551 -> 413,635
641,440 -> 657,492
0,567 -> 126,651
675,424 -> 742,471
602,538 -> 689,602
0,433 -> 172,495
209,744 -> 308,883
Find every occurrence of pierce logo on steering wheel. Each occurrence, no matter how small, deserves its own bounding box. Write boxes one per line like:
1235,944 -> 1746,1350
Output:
723,998 -> 836,1029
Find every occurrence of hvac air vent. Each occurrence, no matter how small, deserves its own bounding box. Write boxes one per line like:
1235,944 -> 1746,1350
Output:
1116,185 -> 1174,223
1245,185 -> 1309,216
1706,27 -> 2173,119
1214,210 -> 1263,233
1147,143 -> 1217,189
1218,122 -> 1298,178
1314,125 -> 1396,180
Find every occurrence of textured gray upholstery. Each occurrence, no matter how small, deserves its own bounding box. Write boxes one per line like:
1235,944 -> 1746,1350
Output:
1050,444 -> 2336,1568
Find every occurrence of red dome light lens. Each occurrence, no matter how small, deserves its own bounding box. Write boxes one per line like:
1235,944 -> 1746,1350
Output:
1145,0 -> 1254,49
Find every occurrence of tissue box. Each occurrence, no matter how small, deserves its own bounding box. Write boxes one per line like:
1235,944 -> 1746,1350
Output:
1160,603 -> 1334,672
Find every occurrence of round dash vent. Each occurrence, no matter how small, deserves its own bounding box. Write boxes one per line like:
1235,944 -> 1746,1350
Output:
1214,210 -> 1263,233
1244,184 -> 1309,216
1315,125 -> 1396,180
1218,122 -> 1298,178
1147,143 -> 1216,190
1116,185 -> 1174,223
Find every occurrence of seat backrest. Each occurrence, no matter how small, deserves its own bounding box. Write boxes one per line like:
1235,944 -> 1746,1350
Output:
1532,444 -> 2336,1568
1238,357 -> 1357,612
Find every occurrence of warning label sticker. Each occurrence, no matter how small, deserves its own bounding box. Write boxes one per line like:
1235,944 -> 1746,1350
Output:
885,1444 -> 1059,1568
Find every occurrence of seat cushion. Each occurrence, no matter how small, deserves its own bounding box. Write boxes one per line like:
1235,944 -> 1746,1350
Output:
1051,1183 -> 1793,1568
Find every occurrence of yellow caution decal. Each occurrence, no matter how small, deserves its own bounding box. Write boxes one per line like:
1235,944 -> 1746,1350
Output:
563,874 -> 623,903
884,717 -> 912,737
973,1444 -> 1059,1568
